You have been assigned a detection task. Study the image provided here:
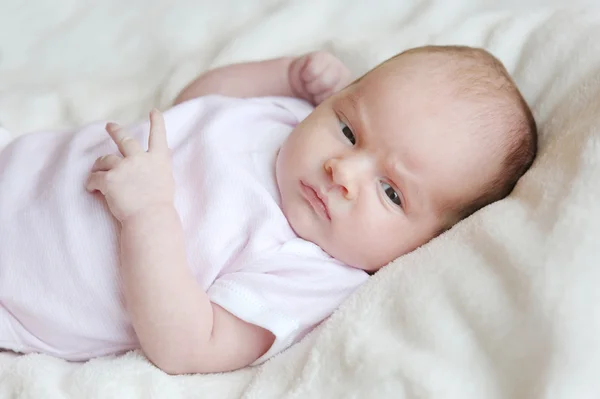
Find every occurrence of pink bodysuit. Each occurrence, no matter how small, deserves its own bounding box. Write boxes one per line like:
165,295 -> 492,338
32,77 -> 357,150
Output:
0,96 -> 368,364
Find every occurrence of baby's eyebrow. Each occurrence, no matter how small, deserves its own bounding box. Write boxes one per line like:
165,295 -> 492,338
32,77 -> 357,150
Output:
341,91 -> 370,138
345,93 -> 363,122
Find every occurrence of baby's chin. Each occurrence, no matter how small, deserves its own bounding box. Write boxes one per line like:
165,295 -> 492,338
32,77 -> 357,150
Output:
317,240 -> 388,273
284,213 -> 390,272
328,236 -> 424,272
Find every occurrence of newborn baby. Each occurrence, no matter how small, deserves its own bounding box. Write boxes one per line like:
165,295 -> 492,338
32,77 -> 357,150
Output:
0,45 -> 537,374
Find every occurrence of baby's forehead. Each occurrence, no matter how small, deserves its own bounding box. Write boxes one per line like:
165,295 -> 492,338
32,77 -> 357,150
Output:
343,52 -> 514,151
340,95 -> 486,166
353,69 -> 462,117
346,78 -> 474,138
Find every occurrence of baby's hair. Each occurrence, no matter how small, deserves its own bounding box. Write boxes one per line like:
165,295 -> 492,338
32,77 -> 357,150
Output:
386,45 -> 538,228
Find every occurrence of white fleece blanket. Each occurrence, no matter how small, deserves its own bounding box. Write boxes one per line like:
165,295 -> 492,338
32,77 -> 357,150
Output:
2,0 -> 600,397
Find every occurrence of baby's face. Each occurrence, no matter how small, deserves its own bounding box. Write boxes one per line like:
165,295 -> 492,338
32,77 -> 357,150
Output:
276,56 -> 499,272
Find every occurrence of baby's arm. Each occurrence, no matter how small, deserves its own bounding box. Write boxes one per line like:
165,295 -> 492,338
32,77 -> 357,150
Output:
119,205 -> 274,374
173,51 -> 352,106
86,112 -> 274,374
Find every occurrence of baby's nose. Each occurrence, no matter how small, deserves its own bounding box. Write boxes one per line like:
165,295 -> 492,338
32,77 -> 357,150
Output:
324,155 -> 372,199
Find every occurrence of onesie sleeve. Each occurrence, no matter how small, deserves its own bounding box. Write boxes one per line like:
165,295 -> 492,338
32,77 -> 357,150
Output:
207,251 -> 368,365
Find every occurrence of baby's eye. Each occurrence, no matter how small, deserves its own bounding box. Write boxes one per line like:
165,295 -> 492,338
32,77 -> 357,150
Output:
339,121 -> 356,145
381,182 -> 402,207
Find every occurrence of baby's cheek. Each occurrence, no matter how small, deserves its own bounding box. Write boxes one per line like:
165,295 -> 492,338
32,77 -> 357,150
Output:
361,216 -> 411,264
337,219 -> 383,260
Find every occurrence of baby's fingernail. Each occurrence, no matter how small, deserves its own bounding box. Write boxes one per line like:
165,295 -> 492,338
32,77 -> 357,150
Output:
106,122 -> 119,131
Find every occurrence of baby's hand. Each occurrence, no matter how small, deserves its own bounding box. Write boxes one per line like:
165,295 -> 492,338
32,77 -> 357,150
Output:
289,51 -> 352,106
86,110 -> 175,223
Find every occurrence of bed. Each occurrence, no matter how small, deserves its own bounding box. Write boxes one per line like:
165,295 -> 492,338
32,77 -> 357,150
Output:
1,0 -> 600,397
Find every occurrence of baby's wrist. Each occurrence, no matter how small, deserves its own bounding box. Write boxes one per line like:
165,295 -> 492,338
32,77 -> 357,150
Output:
287,55 -> 310,102
119,202 -> 177,226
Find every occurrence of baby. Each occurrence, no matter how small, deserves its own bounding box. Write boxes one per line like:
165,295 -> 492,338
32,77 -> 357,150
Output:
0,45 -> 537,374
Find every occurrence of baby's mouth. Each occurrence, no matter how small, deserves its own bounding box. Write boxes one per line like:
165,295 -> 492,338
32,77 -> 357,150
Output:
300,181 -> 331,221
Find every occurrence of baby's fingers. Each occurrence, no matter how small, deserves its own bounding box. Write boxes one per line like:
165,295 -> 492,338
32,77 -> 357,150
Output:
91,154 -> 121,172
148,109 -> 168,154
305,65 -> 340,94
85,171 -> 108,194
106,123 -> 143,157
301,51 -> 330,81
